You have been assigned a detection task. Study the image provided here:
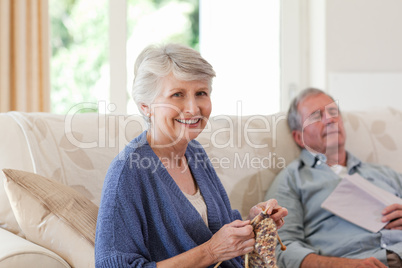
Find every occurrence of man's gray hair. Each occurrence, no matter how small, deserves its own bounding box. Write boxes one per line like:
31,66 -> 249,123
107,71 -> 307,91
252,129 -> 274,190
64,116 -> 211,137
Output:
287,87 -> 335,131
132,43 -> 216,124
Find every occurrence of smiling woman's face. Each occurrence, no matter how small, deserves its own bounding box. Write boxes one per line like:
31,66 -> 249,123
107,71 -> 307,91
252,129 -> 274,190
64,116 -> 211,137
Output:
145,73 -> 212,146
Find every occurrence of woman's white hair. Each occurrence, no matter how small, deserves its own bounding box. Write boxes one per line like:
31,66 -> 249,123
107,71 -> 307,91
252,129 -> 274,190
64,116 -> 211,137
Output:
132,43 -> 216,124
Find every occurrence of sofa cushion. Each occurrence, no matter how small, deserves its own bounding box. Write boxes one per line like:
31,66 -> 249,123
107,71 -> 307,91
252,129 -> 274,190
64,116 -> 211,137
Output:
0,227 -> 70,268
5,112 -> 144,206
0,112 -> 143,238
3,169 -> 98,268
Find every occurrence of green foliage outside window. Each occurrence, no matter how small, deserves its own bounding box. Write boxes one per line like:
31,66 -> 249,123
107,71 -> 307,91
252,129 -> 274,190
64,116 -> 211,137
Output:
50,0 -> 199,114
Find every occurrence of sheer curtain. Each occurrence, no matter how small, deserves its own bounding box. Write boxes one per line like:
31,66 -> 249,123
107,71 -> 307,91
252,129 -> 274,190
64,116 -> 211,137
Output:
0,0 -> 50,112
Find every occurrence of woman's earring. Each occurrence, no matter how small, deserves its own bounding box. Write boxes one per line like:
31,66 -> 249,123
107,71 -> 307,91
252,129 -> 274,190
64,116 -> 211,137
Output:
146,113 -> 151,117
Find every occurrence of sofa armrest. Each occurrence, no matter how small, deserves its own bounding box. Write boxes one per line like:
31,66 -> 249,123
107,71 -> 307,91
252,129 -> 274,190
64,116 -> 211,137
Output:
0,227 -> 70,268
0,114 -> 35,236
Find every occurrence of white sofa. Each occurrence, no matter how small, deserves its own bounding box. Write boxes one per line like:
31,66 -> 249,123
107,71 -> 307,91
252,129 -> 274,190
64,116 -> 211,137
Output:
1,108 -> 402,267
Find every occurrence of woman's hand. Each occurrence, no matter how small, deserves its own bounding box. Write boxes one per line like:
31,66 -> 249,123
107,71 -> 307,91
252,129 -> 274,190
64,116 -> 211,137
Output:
248,199 -> 288,229
204,220 -> 255,264
157,220 -> 254,268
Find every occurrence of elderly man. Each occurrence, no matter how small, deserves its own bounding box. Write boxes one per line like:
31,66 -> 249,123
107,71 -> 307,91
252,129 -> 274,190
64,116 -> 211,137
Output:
265,88 -> 402,268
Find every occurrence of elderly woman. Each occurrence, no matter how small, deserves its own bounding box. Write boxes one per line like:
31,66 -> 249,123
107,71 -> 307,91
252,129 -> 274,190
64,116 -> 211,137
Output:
95,43 -> 288,267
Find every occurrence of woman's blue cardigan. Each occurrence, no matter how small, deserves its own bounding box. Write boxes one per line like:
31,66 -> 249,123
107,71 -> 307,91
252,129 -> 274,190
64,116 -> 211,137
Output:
95,131 -> 243,267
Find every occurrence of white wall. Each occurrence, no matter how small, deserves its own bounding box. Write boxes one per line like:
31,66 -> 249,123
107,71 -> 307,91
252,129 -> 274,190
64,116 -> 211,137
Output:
324,0 -> 402,110
284,0 -> 402,111
326,0 -> 402,72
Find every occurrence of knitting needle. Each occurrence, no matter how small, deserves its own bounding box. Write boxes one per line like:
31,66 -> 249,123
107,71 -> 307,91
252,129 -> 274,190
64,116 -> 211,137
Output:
277,234 -> 287,251
213,261 -> 221,268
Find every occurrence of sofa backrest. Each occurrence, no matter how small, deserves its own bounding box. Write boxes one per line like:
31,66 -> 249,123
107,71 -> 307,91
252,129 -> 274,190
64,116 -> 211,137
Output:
1,108 -> 402,234
343,108 -> 402,174
197,113 -> 299,217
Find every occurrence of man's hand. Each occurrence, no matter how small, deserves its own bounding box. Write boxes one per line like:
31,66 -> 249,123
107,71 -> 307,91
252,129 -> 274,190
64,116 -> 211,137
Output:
354,257 -> 388,268
382,203 -> 402,230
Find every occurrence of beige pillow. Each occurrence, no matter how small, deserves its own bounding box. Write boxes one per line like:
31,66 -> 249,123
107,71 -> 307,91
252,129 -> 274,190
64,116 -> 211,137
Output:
2,169 -> 98,268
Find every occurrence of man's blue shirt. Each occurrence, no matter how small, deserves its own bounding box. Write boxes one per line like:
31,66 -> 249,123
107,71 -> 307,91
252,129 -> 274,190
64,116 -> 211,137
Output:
265,149 -> 402,268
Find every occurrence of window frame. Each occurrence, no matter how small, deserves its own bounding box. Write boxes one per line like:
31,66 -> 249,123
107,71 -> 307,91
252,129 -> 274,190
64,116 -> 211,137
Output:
108,0 -> 317,114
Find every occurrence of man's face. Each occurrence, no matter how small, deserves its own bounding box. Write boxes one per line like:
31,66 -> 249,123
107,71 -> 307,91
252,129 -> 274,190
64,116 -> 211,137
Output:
294,93 -> 346,155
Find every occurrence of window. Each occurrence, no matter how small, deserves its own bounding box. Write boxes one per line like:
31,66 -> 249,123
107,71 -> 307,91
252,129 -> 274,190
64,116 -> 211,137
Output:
200,0 -> 280,115
50,0 -> 280,116
126,0 -> 199,114
49,0 -> 109,114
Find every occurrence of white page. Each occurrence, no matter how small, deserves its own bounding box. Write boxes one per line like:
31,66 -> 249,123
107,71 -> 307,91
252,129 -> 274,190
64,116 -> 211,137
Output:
321,173 -> 402,233
345,173 -> 402,206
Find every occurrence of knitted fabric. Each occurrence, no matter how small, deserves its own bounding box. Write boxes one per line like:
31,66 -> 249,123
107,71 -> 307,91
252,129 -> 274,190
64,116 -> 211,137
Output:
246,213 -> 278,268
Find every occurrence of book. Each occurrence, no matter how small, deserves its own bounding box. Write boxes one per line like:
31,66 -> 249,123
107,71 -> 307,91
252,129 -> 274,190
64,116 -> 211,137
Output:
321,173 -> 402,232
